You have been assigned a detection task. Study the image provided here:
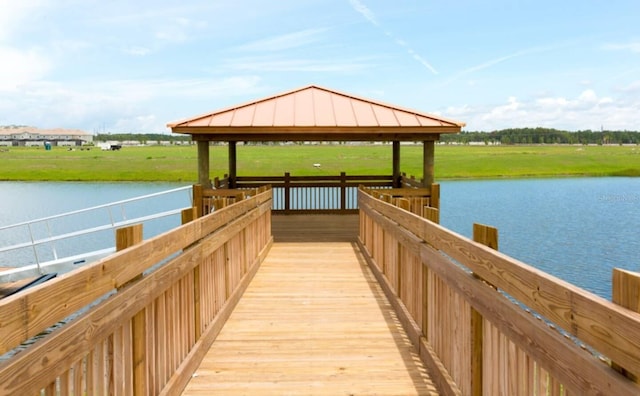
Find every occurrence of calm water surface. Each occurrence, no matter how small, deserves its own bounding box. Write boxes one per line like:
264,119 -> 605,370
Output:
0,178 -> 638,299
439,177 -> 639,299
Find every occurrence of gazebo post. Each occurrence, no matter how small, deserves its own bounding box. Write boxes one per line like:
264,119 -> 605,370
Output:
392,141 -> 401,188
197,140 -> 211,188
423,140 -> 435,188
228,141 -> 237,189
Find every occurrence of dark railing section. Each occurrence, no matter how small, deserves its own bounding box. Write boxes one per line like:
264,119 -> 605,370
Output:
210,173 -> 396,214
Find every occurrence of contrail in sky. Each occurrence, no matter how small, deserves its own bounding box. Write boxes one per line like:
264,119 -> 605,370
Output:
348,0 -> 438,75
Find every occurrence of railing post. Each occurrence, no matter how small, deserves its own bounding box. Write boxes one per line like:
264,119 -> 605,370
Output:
612,268 -> 640,382
284,172 -> 291,214
430,184 -> 440,211
115,224 -> 146,395
471,223 -> 499,396
192,184 -> 203,218
340,172 -> 347,211
181,207 -> 197,224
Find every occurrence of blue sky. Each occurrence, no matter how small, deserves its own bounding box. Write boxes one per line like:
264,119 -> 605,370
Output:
1,0 -> 639,133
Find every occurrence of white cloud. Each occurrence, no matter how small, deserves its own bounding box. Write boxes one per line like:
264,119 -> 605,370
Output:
448,90 -> 639,131
124,46 -> 152,56
348,0 -> 378,26
347,0 -> 437,75
0,0 -> 44,40
222,57 -> 373,73
0,76 -> 264,132
602,42 -> 640,53
236,28 -> 328,52
0,46 -> 51,91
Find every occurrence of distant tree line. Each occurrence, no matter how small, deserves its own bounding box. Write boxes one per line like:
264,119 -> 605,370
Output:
95,133 -> 191,143
440,128 -> 640,145
94,128 -> 640,145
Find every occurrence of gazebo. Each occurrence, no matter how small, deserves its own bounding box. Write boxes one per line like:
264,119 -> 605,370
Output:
167,84 -> 464,215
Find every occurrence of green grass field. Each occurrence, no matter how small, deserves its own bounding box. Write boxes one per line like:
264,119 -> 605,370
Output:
0,144 -> 638,182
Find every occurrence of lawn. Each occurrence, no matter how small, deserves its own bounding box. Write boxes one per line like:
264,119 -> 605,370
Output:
0,144 -> 638,182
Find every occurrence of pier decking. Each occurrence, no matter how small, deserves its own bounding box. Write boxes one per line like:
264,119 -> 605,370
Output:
181,242 -> 437,395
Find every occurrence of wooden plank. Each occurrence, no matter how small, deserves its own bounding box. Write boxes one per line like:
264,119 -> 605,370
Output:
181,243 -> 436,395
359,190 -> 640,376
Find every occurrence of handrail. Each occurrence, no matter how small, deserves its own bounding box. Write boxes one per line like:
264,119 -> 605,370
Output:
358,186 -> 640,395
0,185 -> 192,231
0,185 -> 193,275
0,188 -> 274,395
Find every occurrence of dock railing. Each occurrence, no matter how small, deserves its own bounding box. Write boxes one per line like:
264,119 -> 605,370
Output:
0,188 -> 273,395
358,186 -> 640,395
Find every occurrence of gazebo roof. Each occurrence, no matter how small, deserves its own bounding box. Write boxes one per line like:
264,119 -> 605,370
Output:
167,85 -> 465,141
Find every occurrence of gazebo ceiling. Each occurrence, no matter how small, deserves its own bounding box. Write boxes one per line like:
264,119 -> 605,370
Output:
167,85 -> 465,141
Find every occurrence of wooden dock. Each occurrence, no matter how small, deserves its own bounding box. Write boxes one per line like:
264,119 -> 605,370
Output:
181,242 -> 438,395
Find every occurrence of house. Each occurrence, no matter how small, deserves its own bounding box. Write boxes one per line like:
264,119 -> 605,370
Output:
0,126 -> 93,147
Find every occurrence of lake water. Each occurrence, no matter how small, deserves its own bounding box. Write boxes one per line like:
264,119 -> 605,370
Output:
0,178 -> 638,300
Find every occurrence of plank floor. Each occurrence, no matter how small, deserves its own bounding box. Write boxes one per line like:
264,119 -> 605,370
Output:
182,242 -> 438,395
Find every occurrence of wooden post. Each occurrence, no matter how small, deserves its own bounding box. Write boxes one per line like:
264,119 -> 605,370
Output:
430,183 -> 440,210
284,172 -> 291,214
197,140 -> 210,188
423,207 -> 440,224
423,140 -> 435,188
192,184 -> 203,218
181,207 -> 197,224
471,223 -> 499,396
392,141 -> 401,188
612,268 -> 640,382
228,141 -> 237,189
115,224 -> 146,396
115,224 -> 143,252
473,223 -> 498,250
340,171 -> 347,211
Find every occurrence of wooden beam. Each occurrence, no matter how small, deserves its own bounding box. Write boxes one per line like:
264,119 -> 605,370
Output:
197,141 -> 210,188
423,140 -> 435,187
187,130 -> 448,142
392,141 -> 400,188
228,141 -> 237,189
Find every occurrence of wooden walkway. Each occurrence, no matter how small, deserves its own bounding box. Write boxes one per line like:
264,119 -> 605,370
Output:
182,242 -> 438,395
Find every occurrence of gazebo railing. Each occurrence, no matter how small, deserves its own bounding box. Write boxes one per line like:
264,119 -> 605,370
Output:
200,172 -> 439,215
206,173 -> 398,214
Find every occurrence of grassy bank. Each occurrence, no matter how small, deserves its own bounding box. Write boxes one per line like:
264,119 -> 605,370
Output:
0,144 -> 638,182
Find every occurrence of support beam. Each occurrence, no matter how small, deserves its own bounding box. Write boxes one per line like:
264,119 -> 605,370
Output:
228,141 -> 237,189
197,141 -> 211,188
392,141 -> 401,188
423,140 -> 435,188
